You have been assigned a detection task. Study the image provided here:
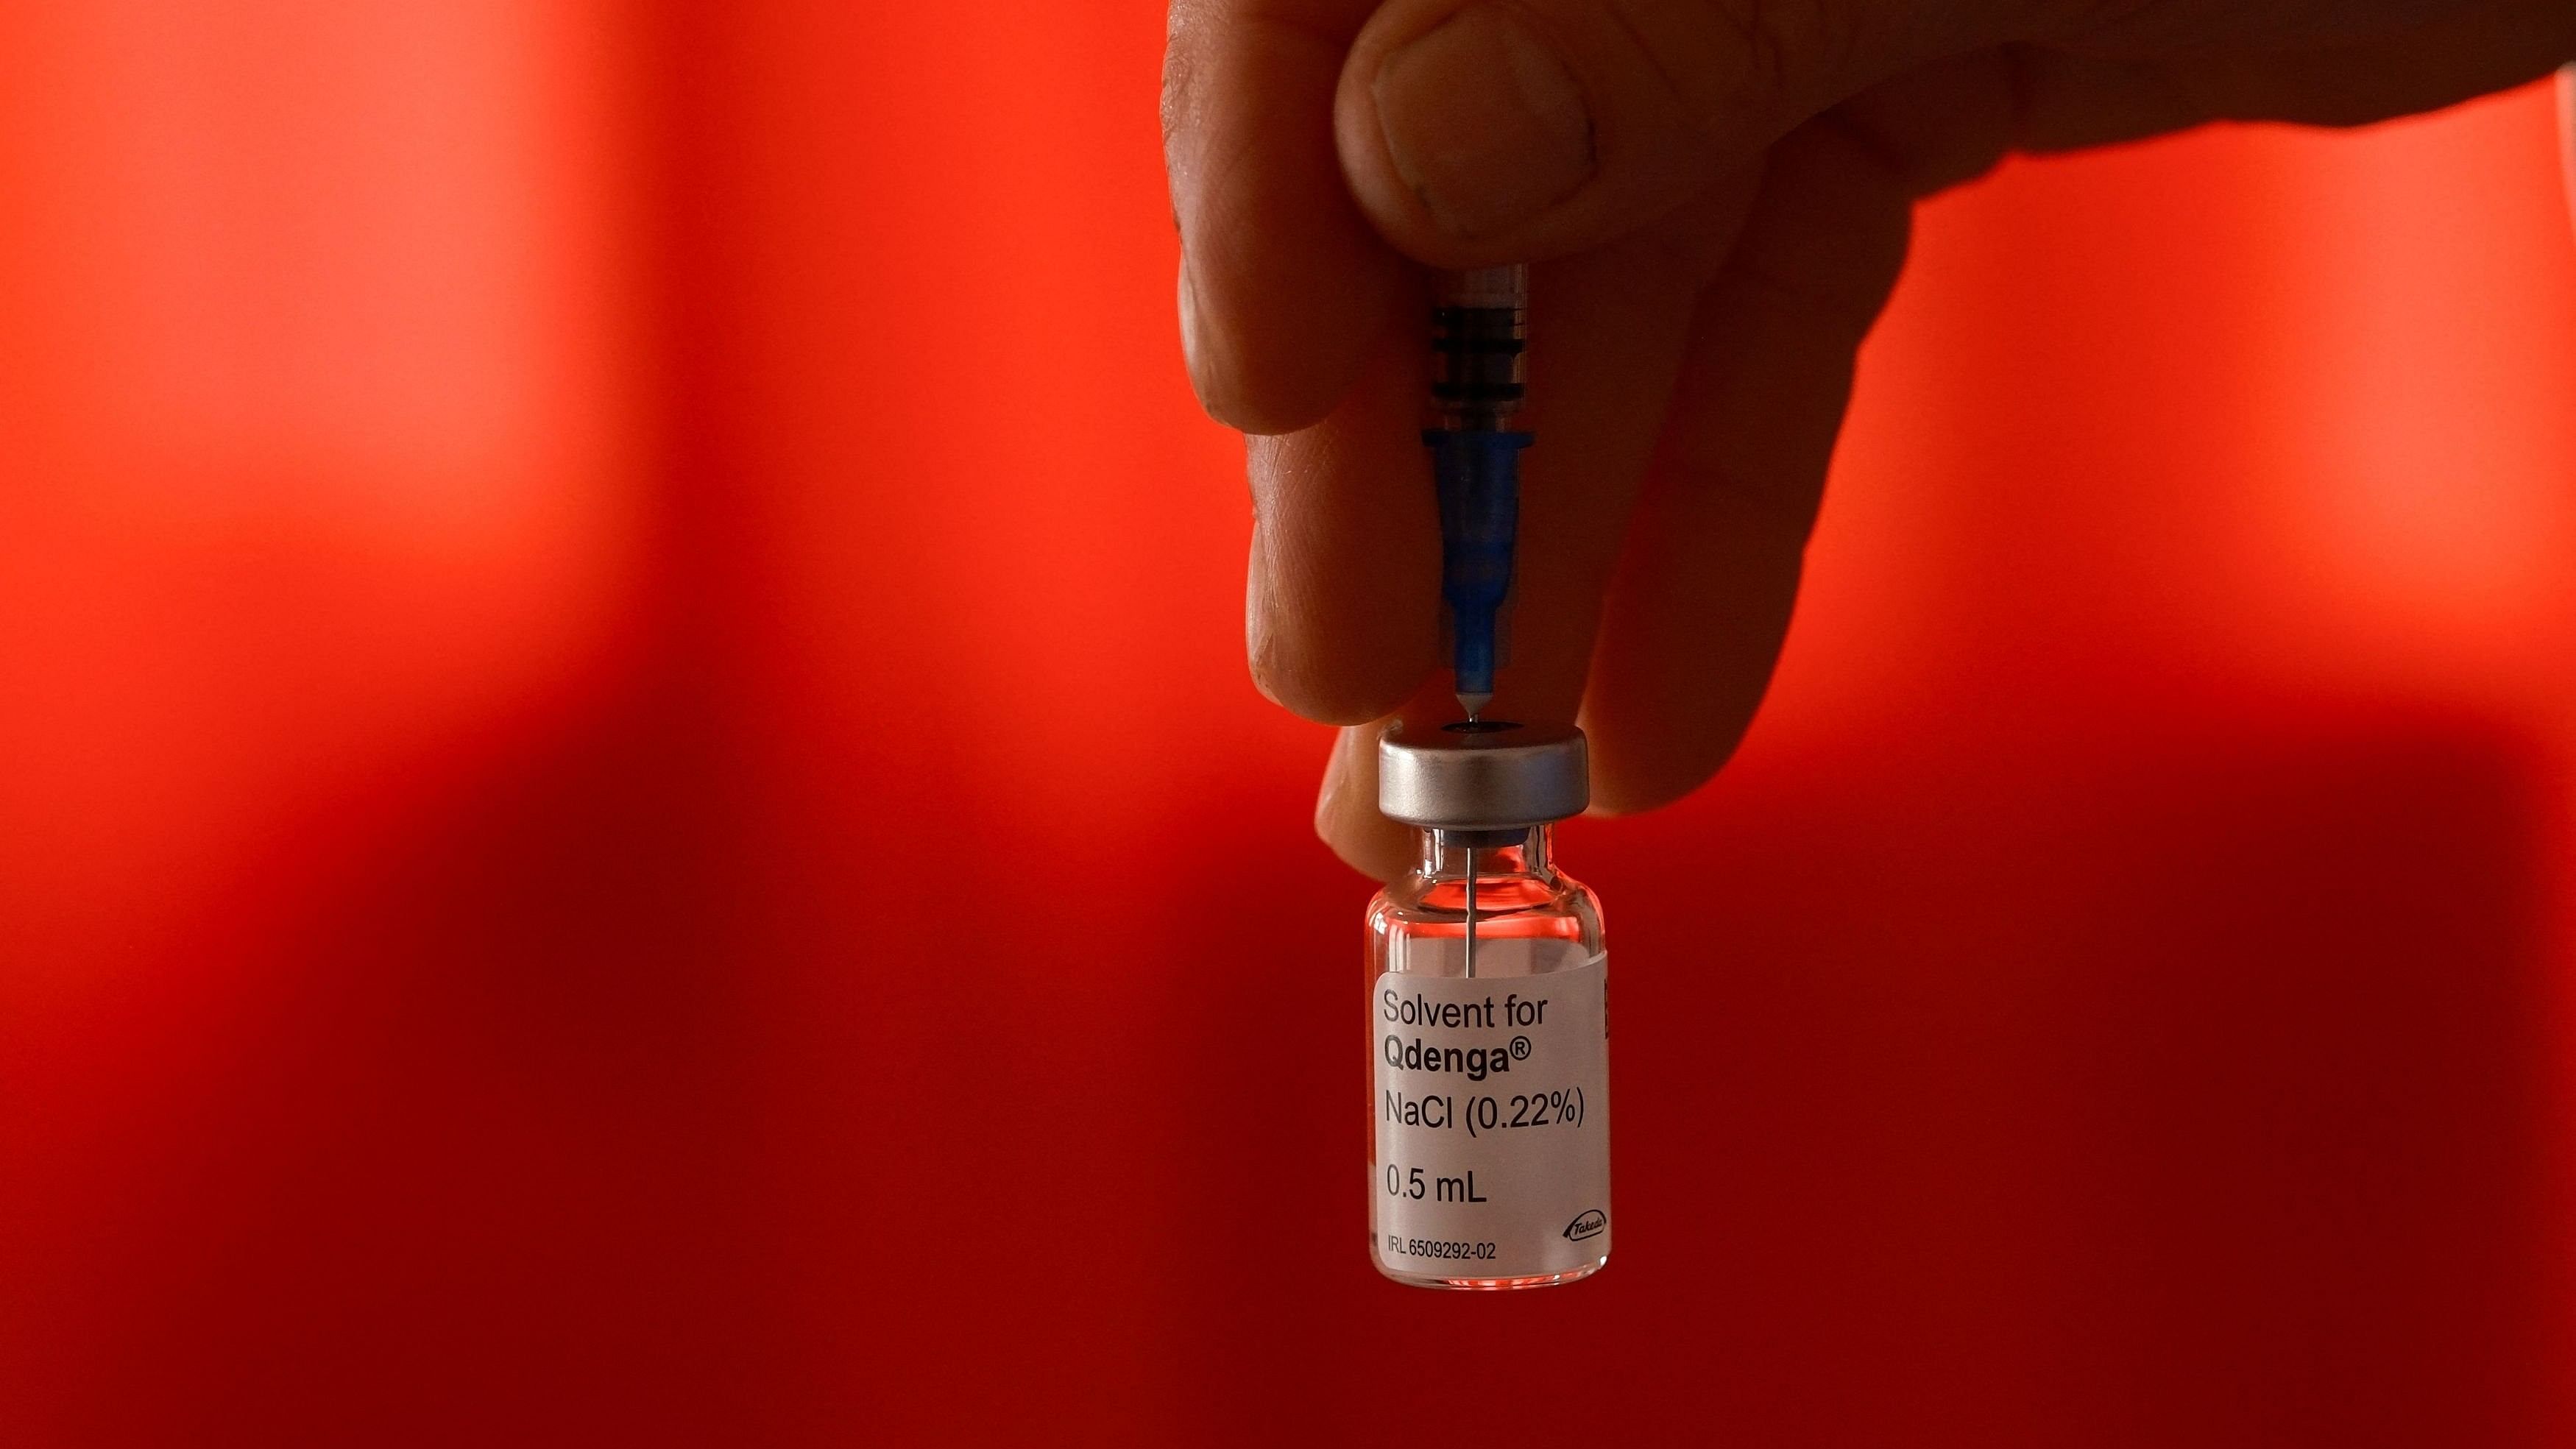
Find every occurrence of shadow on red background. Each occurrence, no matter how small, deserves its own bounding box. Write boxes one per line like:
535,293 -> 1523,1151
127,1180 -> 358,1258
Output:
4,4 -> 2575,1445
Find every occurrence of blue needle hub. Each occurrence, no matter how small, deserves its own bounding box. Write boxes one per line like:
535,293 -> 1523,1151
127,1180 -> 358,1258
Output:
1426,428 -> 1530,714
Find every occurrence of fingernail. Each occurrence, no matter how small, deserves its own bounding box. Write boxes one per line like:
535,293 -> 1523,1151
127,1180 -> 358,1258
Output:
1316,725 -> 1365,832
1373,6 -> 1595,240
1317,722 -> 1412,880
1245,506 -> 1285,709
1317,723 -> 1391,851
1315,726 -> 1376,866
1178,255 -> 1219,408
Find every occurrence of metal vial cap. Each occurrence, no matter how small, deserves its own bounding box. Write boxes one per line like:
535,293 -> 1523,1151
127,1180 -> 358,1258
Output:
1378,720 -> 1589,829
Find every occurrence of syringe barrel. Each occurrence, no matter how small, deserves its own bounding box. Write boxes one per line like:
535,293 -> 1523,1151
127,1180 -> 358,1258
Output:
1429,266 -> 1527,432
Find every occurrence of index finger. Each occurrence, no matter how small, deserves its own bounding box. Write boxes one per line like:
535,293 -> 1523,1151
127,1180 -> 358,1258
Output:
1164,0 -> 1406,433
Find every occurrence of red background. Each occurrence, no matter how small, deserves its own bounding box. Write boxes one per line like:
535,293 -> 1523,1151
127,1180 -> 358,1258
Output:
6,4 -> 2576,1444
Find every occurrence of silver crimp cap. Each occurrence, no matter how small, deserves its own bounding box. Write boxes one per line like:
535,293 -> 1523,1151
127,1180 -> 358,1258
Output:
1378,720 -> 1588,829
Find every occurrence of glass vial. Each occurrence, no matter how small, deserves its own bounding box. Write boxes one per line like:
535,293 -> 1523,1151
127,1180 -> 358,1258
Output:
1367,722 -> 1608,1289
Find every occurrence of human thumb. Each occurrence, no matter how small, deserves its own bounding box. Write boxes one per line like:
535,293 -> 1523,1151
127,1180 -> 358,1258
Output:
1333,0 -> 2057,264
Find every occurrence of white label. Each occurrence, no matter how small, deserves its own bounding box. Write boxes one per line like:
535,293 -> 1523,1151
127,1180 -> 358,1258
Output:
1371,952 -> 1609,1280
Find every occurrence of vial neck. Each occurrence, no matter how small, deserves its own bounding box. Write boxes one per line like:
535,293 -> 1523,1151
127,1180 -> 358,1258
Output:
1420,825 -> 1551,879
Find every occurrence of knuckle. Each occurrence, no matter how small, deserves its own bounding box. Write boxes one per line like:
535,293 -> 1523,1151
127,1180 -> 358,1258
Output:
1593,0 -> 1851,139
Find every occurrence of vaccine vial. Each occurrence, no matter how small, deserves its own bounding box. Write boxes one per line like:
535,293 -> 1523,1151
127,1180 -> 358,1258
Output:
1367,720 -> 1608,1289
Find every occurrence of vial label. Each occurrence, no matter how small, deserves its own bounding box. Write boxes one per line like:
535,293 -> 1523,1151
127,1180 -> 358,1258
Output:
1370,951 -> 1609,1280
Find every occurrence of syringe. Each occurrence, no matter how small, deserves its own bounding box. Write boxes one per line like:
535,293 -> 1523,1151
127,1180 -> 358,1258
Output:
1421,266 -> 1531,973
1423,266 -> 1530,723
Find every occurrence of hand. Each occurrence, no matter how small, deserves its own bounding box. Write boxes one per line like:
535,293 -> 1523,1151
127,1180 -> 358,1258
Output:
1164,0 -> 2576,878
